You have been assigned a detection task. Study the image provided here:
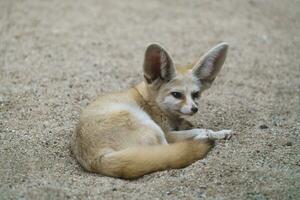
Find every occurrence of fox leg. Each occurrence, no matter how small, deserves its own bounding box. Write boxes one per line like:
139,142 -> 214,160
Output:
167,129 -> 202,142
194,129 -> 232,140
167,129 -> 232,142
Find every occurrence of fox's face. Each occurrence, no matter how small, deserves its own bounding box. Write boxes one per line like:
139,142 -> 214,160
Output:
156,72 -> 201,116
143,42 -> 228,117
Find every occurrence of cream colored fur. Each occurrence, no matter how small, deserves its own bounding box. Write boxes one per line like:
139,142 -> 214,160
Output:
71,42 -> 231,179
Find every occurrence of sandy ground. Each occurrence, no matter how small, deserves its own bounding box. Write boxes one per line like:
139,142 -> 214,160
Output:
1,0 -> 300,199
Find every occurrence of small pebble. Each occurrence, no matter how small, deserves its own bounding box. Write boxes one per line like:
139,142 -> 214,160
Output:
267,143 -> 273,147
259,124 -> 269,129
283,141 -> 292,146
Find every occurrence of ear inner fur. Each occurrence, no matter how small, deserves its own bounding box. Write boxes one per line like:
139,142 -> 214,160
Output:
192,42 -> 228,87
144,47 -> 163,83
143,43 -> 176,84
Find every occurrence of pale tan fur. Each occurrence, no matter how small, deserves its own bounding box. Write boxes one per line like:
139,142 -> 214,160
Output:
71,42 -> 230,179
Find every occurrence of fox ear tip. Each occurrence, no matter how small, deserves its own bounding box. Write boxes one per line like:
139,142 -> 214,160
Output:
146,42 -> 163,49
208,42 -> 229,55
216,42 -> 229,50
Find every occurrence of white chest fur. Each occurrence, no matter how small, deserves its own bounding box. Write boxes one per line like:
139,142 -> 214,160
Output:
98,103 -> 168,144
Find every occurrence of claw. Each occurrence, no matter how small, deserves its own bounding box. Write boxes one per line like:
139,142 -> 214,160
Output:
210,129 -> 232,140
220,129 -> 232,140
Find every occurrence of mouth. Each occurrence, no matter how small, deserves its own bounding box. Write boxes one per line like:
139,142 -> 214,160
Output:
174,110 -> 194,116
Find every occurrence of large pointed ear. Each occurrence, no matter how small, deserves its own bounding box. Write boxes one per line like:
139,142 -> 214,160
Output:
143,43 -> 176,85
192,42 -> 229,89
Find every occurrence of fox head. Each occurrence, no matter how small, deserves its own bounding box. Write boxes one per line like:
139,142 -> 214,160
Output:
143,42 -> 228,117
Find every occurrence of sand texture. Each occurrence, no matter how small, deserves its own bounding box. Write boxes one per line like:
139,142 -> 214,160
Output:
0,0 -> 299,199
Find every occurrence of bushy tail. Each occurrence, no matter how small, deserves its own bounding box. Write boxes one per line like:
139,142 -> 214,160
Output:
90,140 -> 214,179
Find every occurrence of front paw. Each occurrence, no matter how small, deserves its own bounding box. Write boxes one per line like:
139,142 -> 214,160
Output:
193,129 -> 233,141
212,129 -> 232,140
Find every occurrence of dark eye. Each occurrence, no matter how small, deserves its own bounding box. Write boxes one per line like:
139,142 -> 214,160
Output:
192,91 -> 200,99
171,92 -> 183,99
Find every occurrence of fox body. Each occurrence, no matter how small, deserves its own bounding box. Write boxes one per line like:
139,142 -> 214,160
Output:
72,43 -> 231,179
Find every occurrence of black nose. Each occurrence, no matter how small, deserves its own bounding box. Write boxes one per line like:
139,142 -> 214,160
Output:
191,107 -> 198,113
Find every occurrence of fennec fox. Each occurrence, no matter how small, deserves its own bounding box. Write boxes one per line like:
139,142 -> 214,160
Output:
72,42 -> 231,179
